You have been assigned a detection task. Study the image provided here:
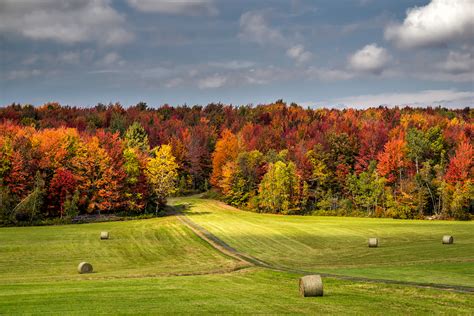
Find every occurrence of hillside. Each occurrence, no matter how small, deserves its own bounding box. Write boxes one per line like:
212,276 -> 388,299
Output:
1,197 -> 473,314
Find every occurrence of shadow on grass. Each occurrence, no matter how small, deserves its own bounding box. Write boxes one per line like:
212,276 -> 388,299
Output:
166,203 -> 211,216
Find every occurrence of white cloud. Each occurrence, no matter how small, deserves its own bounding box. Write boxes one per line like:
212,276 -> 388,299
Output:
5,69 -> 42,81
141,66 -> 176,80
239,11 -> 313,65
306,67 -> 354,81
0,0 -> 133,45
239,11 -> 284,45
97,52 -> 125,67
22,55 -> 40,66
136,62 -> 288,89
165,77 -> 185,88
208,60 -> 255,70
127,0 -> 217,16
289,0 -> 318,16
20,50 -> 95,67
244,66 -> 288,85
358,0 -> 374,6
316,89 -> 474,108
58,51 -> 82,65
197,74 -> 227,89
286,45 -> 312,64
385,0 -> 474,49
348,44 -> 391,74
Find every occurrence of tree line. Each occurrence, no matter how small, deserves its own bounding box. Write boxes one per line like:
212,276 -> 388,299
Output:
0,101 -> 472,224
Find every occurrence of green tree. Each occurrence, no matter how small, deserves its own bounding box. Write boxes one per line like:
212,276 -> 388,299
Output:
109,112 -> 127,136
450,181 -> 473,220
347,162 -> 385,216
122,147 -> 148,212
64,190 -> 80,218
327,132 -> 359,169
406,128 -> 429,174
124,122 -> 149,151
257,161 -> 301,214
406,128 -> 447,216
236,150 -> 264,193
306,145 -> 331,203
222,150 -> 265,206
0,185 -> 15,224
406,127 -> 446,173
123,147 -> 141,185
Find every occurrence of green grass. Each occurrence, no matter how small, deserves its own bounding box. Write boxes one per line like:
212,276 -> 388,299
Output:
1,268 -> 473,315
0,216 -> 240,284
169,196 -> 474,287
1,199 -> 473,314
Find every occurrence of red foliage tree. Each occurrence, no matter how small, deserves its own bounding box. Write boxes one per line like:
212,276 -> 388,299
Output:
445,141 -> 474,184
48,168 -> 76,218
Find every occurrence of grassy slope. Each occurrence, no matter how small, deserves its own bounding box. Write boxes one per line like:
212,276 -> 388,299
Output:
169,196 -> 474,287
0,216 -> 240,284
0,203 -> 473,314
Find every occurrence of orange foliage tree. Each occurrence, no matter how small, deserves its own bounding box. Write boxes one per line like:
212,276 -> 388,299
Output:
210,129 -> 240,190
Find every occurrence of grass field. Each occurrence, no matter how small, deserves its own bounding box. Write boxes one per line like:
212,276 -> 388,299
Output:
0,216 -> 240,283
1,268 -> 473,314
169,196 -> 474,287
0,196 -> 473,314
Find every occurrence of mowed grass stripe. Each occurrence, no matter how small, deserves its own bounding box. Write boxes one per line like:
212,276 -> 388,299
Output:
200,200 -> 317,256
0,216 -> 239,283
169,196 -> 474,287
1,268 -> 473,315
188,199 -> 460,261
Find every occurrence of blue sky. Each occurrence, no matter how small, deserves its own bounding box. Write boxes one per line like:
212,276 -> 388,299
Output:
0,0 -> 473,108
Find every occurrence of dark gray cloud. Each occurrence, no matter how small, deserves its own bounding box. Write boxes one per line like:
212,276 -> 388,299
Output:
0,0 -> 133,45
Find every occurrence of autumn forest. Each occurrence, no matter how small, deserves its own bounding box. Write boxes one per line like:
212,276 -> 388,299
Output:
0,102 -> 472,225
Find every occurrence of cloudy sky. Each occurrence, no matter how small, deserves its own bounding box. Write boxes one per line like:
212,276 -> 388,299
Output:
0,0 -> 473,108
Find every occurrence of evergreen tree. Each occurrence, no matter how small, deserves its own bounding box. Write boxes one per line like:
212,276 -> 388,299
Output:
124,122 -> 149,151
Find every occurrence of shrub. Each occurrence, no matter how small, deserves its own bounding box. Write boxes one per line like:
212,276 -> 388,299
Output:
12,172 -> 45,223
64,190 -> 80,218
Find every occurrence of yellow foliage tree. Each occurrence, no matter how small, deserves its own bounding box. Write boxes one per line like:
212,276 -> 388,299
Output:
145,144 -> 178,211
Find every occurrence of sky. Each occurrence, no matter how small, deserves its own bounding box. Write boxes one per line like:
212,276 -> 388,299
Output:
0,0 -> 473,108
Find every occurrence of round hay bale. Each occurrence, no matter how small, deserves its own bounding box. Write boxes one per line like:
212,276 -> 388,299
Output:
442,235 -> 454,244
368,237 -> 378,248
77,262 -> 93,274
100,231 -> 109,240
299,275 -> 323,297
